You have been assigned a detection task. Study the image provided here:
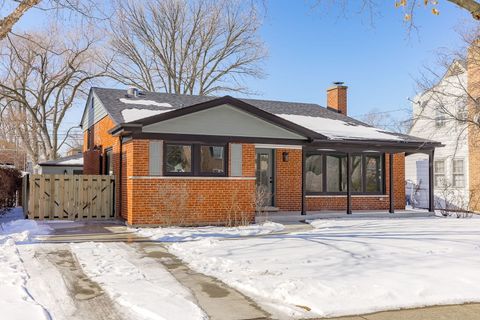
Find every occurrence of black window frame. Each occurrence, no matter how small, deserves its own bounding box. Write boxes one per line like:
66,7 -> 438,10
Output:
163,142 -> 228,177
305,152 -> 385,196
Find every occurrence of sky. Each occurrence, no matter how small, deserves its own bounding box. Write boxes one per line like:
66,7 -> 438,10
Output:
12,0 -> 475,153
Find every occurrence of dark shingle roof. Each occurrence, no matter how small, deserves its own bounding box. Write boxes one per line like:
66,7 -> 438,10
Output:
91,87 -> 436,144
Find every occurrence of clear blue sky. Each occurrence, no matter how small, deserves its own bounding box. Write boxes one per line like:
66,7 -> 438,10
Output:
245,0 -> 472,118
13,0 -> 474,150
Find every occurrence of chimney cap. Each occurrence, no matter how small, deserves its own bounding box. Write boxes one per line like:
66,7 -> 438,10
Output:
332,81 -> 345,86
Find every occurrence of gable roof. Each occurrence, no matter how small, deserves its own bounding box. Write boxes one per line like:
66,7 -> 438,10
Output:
90,87 -> 438,145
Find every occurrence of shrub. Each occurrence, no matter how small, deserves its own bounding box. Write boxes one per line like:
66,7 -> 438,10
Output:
0,167 -> 22,212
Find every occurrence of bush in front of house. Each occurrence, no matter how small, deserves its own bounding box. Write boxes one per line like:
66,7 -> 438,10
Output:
0,167 -> 22,213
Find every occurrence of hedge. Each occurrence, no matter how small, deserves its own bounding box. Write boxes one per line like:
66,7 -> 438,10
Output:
0,167 -> 22,212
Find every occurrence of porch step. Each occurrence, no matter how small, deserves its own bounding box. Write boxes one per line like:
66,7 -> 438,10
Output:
257,206 -> 280,212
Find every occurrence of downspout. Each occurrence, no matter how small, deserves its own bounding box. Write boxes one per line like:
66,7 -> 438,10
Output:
118,136 -> 123,220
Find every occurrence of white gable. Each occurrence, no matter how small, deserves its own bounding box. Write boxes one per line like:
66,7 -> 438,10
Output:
142,104 -> 307,140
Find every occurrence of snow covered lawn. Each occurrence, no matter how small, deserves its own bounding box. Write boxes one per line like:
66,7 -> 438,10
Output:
168,217 -> 480,319
0,208 -> 52,320
136,221 -> 284,241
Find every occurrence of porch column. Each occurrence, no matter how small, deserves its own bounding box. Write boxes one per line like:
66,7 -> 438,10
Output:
301,146 -> 306,215
389,153 -> 394,214
428,149 -> 435,212
346,152 -> 352,214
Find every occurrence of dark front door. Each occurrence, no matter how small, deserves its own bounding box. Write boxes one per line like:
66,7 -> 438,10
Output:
255,148 -> 274,207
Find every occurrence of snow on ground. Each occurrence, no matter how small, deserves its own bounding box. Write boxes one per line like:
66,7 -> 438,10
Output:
71,241 -> 207,320
136,221 -> 284,242
0,208 -> 52,320
168,217 -> 480,319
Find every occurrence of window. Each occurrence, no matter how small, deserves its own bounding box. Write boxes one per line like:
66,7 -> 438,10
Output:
326,155 -> 347,192
452,159 -> 465,188
457,105 -> 467,121
165,144 -> 192,174
434,160 -> 445,187
351,155 -> 362,192
306,155 -> 323,193
104,148 -> 113,175
365,155 -> 382,192
87,129 -> 92,150
200,145 -> 225,175
435,108 -> 446,128
164,143 -> 227,176
306,153 -> 384,195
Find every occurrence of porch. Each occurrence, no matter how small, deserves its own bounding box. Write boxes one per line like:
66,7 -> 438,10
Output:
255,209 -> 435,224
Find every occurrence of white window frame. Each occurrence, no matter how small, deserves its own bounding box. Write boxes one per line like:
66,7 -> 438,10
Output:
435,108 -> 446,128
434,159 -> 446,188
452,158 -> 465,188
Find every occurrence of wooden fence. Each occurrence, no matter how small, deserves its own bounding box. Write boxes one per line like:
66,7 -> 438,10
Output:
25,174 -> 115,220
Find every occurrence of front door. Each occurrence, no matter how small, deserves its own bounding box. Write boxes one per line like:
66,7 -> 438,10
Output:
255,148 -> 274,207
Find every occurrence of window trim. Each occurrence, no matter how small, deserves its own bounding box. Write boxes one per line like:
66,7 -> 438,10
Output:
433,159 -> 446,188
163,142 -> 228,177
305,152 -> 385,196
452,158 -> 465,188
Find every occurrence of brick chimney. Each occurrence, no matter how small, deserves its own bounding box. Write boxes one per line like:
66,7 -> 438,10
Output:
327,82 -> 348,115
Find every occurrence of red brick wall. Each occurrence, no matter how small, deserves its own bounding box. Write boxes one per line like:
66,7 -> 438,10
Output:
123,140 -> 256,226
83,115 -> 122,214
275,148 -> 302,210
274,150 -> 406,211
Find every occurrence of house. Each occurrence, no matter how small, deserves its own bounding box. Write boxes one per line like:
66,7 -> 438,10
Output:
405,52 -> 480,212
81,84 -> 440,226
37,153 -> 84,175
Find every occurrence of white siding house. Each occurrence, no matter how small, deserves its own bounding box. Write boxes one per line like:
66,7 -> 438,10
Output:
405,61 -> 469,210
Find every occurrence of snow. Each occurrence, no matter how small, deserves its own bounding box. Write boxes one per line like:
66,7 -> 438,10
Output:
122,108 -> 173,122
71,242 -> 207,320
136,221 -> 285,242
277,114 -> 402,141
168,217 -> 480,319
55,158 -> 83,165
0,208 -> 52,320
119,98 -> 174,108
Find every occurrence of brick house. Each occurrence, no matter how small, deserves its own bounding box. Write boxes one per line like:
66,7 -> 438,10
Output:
81,85 -> 440,226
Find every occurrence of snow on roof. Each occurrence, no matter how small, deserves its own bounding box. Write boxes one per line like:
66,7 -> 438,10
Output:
119,98 -> 174,108
277,114 -> 401,141
121,108 -> 173,123
39,154 -> 83,167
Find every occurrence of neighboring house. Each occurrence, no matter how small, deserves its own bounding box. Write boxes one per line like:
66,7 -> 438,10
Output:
37,153 -> 84,175
0,140 -> 27,171
406,58 -> 480,212
81,85 -> 439,226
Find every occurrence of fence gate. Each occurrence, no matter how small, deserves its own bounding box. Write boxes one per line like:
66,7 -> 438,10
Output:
26,174 -> 115,220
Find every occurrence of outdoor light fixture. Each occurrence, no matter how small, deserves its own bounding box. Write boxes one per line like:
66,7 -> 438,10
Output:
282,152 -> 289,162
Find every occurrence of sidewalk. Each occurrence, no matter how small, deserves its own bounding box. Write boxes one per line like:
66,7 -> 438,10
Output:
327,303 -> 480,320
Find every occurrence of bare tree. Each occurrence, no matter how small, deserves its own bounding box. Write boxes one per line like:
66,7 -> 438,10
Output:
0,26 -> 108,165
311,1 -> 480,31
0,0 -> 108,42
357,108 -> 412,134
106,0 -> 267,95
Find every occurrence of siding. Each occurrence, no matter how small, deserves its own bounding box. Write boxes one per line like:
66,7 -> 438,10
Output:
81,91 -> 108,131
